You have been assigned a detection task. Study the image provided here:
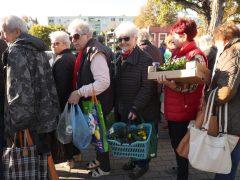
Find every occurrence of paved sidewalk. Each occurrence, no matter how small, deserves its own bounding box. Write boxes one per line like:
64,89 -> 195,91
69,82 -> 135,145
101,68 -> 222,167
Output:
56,122 -> 240,180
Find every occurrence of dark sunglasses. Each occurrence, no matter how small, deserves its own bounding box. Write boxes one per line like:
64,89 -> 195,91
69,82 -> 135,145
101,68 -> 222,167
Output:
69,33 -> 82,41
117,36 -> 130,43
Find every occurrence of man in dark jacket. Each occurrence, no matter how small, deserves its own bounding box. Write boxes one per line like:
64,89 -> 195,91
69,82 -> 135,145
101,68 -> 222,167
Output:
138,28 -> 164,65
0,38 -> 7,177
138,28 -> 163,123
0,15 -> 60,154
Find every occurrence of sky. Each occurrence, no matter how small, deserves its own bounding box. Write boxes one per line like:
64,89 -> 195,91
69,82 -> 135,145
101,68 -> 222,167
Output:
0,0 -> 148,25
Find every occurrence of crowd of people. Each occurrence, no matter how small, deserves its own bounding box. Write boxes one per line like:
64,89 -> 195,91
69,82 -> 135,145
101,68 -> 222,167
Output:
0,15 -> 240,180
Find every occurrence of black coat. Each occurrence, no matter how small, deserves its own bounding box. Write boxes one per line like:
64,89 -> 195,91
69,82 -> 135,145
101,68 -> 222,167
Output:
52,49 -> 75,111
139,40 -> 163,65
0,40 -> 7,114
204,45 -> 218,72
115,46 -> 160,123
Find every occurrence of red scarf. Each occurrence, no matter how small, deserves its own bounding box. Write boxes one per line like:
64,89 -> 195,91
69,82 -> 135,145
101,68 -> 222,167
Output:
72,48 -> 84,90
121,49 -> 132,60
171,41 -> 197,59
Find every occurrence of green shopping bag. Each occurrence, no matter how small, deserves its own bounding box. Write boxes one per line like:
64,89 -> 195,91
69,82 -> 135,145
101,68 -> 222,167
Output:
105,109 -> 115,130
147,122 -> 158,159
82,94 -> 109,153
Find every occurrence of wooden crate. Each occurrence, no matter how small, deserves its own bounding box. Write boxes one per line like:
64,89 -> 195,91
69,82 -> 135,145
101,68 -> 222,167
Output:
148,61 -> 211,84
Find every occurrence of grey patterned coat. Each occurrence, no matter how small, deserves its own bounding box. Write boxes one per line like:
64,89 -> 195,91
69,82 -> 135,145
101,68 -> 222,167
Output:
2,33 -> 60,135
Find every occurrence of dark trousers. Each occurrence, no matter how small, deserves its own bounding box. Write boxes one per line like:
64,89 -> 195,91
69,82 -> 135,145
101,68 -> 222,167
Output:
96,151 -> 110,172
64,143 -> 80,161
133,159 -> 150,168
168,121 -> 189,180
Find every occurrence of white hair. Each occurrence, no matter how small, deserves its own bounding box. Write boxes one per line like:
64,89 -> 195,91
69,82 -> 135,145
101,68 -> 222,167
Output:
138,28 -> 150,41
0,15 -> 28,33
115,21 -> 138,38
49,31 -> 71,48
68,19 -> 93,36
198,34 -> 214,51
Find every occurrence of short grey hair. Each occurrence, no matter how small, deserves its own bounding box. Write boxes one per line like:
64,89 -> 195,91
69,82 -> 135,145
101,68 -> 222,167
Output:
115,21 -> 138,38
49,31 -> 71,48
0,15 -> 28,33
138,28 -> 150,41
68,19 -> 93,37
198,34 -> 214,51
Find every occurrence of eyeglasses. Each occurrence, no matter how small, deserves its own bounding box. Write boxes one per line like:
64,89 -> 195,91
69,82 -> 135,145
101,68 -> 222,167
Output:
70,33 -> 83,41
51,42 -> 61,46
117,36 -> 130,43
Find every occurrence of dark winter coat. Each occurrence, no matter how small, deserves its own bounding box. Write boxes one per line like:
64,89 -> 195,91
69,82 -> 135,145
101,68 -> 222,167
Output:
0,39 -> 7,115
2,33 -> 60,135
52,49 -> 75,111
115,45 -> 160,123
138,40 -> 164,65
204,45 -> 218,73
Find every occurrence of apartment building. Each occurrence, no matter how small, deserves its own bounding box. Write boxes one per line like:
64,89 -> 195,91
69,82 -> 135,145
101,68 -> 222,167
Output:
48,15 -> 134,34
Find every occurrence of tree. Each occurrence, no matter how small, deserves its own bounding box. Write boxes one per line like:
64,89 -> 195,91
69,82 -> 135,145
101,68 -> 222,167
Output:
22,16 -> 38,28
135,0 -> 179,28
223,0 -> 240,23
28,24 -> 66,48
153,0 -> 240,34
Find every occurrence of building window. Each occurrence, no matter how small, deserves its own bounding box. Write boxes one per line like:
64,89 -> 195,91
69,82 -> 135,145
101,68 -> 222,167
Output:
119,18 -> 123,21
111,18 -> 115,21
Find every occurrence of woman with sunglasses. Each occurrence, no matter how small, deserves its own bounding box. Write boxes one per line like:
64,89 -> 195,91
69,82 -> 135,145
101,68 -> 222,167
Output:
67,19 -> 114,178
49,31 -> 81,169
114,21 -> 159,179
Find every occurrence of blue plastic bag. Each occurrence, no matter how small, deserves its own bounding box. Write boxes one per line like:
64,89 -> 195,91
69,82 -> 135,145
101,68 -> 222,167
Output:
56,103 -> 74,144
72,105 -> 92,150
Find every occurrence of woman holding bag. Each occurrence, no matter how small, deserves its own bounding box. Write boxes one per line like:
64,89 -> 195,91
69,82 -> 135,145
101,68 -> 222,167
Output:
209,22 -> 240,180
114,21 -> 160,179
67,19 -> 114,177
49,31 -> 81,169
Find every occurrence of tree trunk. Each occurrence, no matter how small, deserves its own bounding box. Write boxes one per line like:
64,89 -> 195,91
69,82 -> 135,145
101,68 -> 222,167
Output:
207,0 -> 225,35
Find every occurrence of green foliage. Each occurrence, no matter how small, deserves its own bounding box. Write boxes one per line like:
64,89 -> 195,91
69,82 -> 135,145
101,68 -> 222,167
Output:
28,24 -> 66,48
108,127 -> 148,143
153,0 -> 183,26
135,0 -> 183,28
157,57 -> 187,71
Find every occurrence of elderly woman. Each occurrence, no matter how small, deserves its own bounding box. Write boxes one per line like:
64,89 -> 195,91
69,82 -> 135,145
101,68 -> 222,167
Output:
210,22 -> 240,180
157,18 -> 207,180
198,34 -> 218,72
49,31 -> 81,168
67,19 -> 113,177
114,21 -> 159,179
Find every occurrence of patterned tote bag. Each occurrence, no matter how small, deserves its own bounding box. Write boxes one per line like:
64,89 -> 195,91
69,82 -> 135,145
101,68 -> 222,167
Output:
2,129 -> 48,180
